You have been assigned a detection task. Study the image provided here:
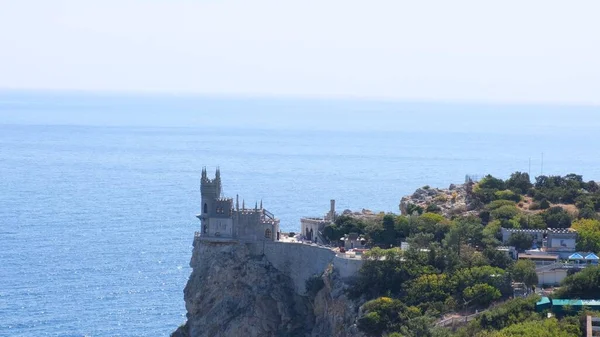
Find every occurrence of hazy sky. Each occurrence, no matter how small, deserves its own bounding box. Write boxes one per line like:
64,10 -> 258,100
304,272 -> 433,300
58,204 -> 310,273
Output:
1,0 -> 599,104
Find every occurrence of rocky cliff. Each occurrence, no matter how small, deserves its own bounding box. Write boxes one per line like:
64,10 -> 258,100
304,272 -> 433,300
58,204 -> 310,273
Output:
171,239 -> 365,337
399,182 -> 481,218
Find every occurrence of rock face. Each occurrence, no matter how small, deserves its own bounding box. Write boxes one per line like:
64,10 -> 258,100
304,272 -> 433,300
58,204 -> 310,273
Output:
399,183 -> 481,218
172,240 -> 365,337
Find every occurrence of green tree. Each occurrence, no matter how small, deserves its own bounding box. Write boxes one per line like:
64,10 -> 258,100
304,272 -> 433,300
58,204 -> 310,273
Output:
463,283 -> 501,307
555,266 -> 600,299
323,224 -> 342,242
451,266 -> 510,301
479,175 -> 506,190
578,207 -> 598,220
542,206 -> 572,228
382,214 -> 397,247
486,317 -> 579,337
474,296 -> 540,332
505,172 -> 532,194
444,217 -> 485,256
572,218 -> 600,252
507,232 -> 534,252
490,205 -> 520,227
404,273 -> 452,305
509,260 -> 538,288
358,297 -> 422,336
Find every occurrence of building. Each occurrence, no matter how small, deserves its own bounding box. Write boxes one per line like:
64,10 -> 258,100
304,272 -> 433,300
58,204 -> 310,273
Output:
341,233 -> 366,250
197,168 -> 280,242
518,253 -> 559,266
501,227 -> 578,258
300,200 -> 336,243
546,228 -> 578,256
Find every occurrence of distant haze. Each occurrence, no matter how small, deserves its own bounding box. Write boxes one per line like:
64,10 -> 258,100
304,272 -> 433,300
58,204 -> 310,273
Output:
0,0 -> 599,105
1,91 -> 600,133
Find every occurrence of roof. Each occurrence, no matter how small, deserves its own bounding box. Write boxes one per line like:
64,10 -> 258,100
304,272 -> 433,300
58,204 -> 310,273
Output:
537,297 -> 551,306
552,299 -> 600,306
569,253 -> 584,260
519,254 -> 559,260
586,253 -> 599,260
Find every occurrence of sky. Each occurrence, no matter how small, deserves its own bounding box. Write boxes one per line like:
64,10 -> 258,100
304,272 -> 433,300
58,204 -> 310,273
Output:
0,0 -> 599,105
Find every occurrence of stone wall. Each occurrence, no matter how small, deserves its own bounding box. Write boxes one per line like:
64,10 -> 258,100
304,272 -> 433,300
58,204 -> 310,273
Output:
250,242 -> 336,295
332,255 -> 364,280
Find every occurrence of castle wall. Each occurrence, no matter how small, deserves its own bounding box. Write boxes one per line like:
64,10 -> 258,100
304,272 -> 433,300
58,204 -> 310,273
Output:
247,242 -> 336,295
207,218 -> 233,237
333,255 -> 364,280
235,211 -> 277,241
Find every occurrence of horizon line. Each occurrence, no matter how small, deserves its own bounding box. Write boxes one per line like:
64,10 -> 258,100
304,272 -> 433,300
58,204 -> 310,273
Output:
1,87 -> 599,109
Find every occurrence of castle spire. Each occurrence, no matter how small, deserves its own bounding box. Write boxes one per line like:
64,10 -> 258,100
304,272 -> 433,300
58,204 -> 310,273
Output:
242,199 -> 245,210
215,167 -> 221,180
236,194 -> 239,211
260,199 -> 263,209
255,201 -> 258,211
201,167 -> 207,180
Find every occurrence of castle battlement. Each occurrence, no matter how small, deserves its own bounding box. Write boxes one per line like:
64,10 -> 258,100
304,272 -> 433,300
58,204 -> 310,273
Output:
197,168 -> 280,242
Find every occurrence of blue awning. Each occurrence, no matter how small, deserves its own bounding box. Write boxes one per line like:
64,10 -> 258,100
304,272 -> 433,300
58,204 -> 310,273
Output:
569,253 -> 584,260
585,253 -> 599,260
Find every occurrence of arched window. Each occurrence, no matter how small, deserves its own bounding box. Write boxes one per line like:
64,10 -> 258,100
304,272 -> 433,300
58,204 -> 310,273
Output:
265,228 -> 272,239
203,203 -> 208,214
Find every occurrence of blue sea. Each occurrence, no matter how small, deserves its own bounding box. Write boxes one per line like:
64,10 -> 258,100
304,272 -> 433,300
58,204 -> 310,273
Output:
1,91 -> 600,336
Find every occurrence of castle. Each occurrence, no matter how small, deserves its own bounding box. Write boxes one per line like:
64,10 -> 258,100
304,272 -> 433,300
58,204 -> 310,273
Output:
197,168 -> 280,241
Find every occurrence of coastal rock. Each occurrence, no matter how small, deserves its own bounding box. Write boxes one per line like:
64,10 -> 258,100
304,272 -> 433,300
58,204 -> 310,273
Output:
172,240 -> 364,337
399,183 -> 479,218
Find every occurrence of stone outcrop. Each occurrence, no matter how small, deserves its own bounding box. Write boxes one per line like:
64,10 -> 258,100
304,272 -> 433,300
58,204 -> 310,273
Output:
399,183 -> 481,218
171,239 -> 365,337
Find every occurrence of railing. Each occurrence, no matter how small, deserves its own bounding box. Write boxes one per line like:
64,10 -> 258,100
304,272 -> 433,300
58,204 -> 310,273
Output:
263,209 -> 274,220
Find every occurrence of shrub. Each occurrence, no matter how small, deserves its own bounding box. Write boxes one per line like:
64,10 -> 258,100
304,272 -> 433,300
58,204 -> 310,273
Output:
495,189 -> 522,202
305,274 -> 325,297
422,185 -> 430,190
487,200 -> 517,210
529,202 -> 540,210
435,194 -> 448,202
426,203 -> 441,213
288,232 -> 296,237
406,203 -> 424,216
540,199 -> 550,209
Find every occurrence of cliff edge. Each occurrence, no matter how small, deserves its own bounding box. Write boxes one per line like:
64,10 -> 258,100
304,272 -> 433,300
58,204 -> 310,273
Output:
171,239 -> 365,337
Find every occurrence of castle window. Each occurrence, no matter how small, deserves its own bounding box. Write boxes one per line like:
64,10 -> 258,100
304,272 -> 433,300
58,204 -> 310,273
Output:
203,203 -> 208,214
265,229 -> 272,239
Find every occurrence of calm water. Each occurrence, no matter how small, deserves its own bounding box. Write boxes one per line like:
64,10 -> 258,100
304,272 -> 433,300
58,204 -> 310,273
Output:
1,93 -> 600,336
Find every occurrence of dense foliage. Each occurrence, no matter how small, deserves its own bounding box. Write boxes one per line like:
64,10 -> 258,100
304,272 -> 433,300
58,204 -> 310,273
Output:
554,266 -> 600,299
344,171 -> 600,336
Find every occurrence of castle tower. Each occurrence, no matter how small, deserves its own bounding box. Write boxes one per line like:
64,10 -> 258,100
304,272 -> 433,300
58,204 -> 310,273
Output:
199,168 -> 232,238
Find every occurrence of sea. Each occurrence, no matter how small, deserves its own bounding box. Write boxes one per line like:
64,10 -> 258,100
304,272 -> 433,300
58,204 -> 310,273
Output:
1,91 -> 599,336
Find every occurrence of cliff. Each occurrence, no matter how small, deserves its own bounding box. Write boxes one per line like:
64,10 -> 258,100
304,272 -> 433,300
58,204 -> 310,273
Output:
399,183 -> 481,217
171,239 -> 365,337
